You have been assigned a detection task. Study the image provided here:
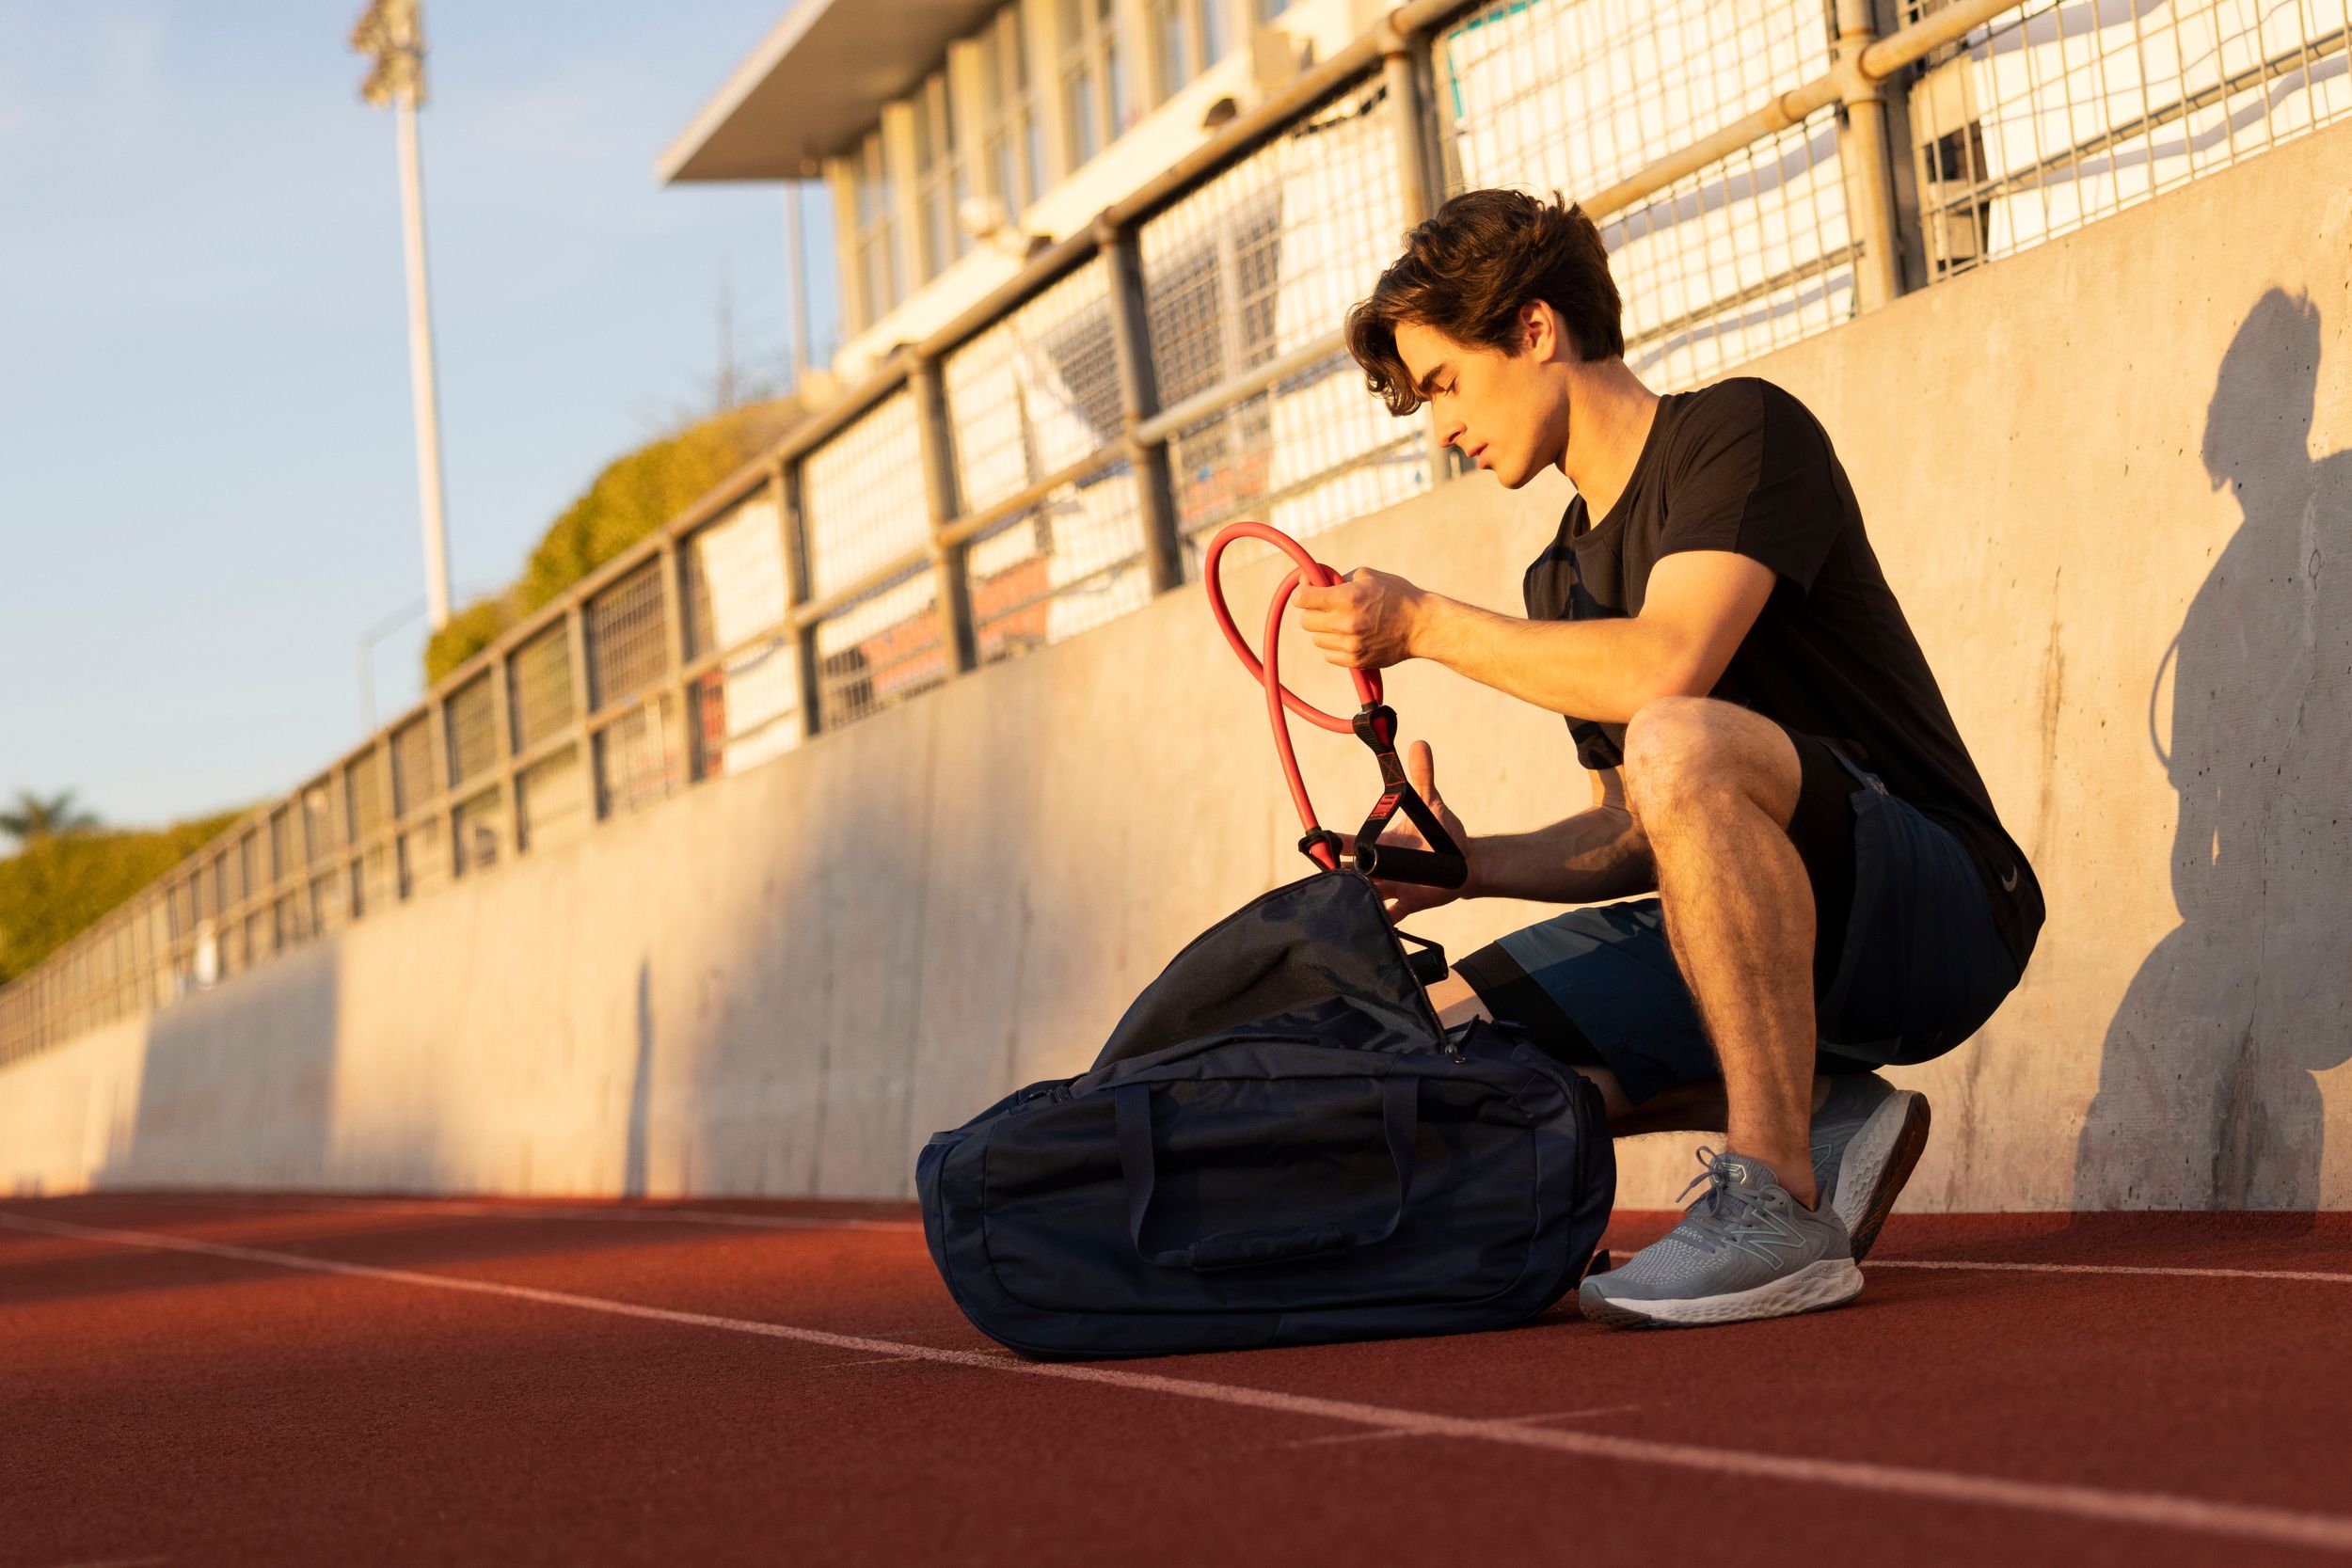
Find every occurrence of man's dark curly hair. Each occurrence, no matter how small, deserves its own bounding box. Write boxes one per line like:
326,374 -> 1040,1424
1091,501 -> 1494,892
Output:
1344,189 -> 1624,416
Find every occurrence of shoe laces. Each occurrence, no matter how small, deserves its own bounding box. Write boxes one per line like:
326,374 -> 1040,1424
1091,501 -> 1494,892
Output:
1672,1147 -> 1783,1255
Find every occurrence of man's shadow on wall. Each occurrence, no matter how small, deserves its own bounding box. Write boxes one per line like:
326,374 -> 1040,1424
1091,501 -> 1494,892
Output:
2074,288 -> 2352,1210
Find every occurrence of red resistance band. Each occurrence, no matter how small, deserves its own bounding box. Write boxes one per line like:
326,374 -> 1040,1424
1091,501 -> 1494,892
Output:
1203,520 -> 1469,891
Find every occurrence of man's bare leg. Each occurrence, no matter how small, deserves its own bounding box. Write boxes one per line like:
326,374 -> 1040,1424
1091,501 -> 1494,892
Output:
1619,695 -> 1820,1206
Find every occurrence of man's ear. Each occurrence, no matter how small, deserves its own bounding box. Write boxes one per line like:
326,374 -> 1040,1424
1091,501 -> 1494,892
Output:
1519,299 -> 1560,359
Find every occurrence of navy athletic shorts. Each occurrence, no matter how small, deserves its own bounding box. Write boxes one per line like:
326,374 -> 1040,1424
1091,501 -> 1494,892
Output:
1454,730 -> 2022,1105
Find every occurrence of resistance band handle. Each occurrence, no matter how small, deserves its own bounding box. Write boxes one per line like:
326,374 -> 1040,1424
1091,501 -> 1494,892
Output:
1347,701 -> 1469,889
1354,841 -> 1469,891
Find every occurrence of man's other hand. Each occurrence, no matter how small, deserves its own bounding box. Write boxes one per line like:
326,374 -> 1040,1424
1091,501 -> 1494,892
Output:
1295,567 -> 1428,670
1338,740 -> 1479,923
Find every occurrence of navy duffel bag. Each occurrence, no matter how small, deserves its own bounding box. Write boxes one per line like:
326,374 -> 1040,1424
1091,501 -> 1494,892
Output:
916,869 -> 1614,1359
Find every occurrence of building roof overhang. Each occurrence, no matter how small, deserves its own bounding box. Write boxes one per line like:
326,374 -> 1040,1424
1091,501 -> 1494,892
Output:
660,0 -> 1009,182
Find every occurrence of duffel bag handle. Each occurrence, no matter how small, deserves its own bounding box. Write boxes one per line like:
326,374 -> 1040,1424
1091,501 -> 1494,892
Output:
1112,1077 -> 1418,1273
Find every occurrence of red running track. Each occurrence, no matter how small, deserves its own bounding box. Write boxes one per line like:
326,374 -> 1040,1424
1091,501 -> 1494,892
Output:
4,1195 -> 2350,1567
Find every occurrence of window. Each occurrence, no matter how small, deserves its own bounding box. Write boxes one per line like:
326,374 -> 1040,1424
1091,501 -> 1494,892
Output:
1057,0 -> 1132,169
979,7 -> 1044,220
912,75 -> 973,280
1147,0 -> 1228,104
852,130 -> 904,325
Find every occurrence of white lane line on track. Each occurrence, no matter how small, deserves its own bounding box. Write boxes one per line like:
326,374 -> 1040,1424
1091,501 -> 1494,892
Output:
7,1212 -> 2352,1556
1282,1404 -> 1642,1449
1872,1258 -> 2352,1284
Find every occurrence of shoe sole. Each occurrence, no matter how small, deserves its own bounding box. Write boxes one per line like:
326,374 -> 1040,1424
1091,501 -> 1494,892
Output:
1832,1090 -> 1931,1264
1578,1257 -> 1864,1329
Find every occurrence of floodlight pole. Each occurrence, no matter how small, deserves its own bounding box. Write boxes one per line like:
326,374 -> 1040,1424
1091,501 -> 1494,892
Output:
394,87 -> 453,632
356,0 -> 453,633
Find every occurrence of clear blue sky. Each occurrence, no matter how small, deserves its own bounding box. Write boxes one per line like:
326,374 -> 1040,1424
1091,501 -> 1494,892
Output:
0,2 -> 837,831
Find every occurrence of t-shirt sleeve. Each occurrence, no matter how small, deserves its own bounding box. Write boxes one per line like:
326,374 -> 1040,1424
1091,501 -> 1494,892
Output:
1657,380 -> 1842,593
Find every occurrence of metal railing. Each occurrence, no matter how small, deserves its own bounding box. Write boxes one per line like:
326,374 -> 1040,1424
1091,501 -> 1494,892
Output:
7,0 -> 2345,1069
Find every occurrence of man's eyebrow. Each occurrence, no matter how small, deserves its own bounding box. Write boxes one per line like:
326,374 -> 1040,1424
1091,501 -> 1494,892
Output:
1412,361 -> 1453,397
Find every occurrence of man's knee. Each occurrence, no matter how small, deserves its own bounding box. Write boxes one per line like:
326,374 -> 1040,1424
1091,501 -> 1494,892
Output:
1622,696 -> 1765,820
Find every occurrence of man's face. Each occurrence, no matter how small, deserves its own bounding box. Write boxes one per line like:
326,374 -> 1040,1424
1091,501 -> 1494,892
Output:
1393,309 -> 1569,489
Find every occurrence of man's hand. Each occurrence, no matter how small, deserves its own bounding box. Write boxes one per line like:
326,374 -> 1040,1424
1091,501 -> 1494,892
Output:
1294,567 -> 1429,671
1338,740 -> 1480,923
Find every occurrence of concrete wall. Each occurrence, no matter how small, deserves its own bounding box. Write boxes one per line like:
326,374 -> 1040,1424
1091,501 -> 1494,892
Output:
8,119 -> 2349,1210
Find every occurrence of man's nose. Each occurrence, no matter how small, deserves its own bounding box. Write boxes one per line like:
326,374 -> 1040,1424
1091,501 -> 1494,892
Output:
1438,413 -> 1467,448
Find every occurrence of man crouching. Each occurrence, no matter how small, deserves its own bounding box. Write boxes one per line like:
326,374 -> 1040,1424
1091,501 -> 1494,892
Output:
1301,189 -> 2042,1327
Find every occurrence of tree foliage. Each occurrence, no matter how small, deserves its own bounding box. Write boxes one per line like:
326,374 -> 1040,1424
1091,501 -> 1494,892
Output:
0,810 -> 243,985
423,401 -> 802,685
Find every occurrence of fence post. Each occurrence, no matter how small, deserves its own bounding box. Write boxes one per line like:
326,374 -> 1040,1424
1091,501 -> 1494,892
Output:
486,657 -> 520,865
913,355 -> 978,673
1834,0 -> 1907,313
429,693 -> 455,889
1380,19 -> 1456,487
563,603 -> 598,824
1099,215 -> 1184,593
659,535 -> 693,796
774,455 -> 825,739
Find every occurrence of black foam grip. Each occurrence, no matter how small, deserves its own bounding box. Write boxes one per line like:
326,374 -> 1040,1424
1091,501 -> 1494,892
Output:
1356,842 -> 1469,889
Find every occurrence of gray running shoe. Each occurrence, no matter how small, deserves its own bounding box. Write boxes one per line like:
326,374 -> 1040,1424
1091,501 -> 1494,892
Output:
1810,1073 -> 1931,1263
1580,1148 -> 1862,1329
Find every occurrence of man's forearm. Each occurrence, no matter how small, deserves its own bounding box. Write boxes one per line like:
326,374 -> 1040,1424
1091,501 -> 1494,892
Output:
1410,595 -> 1683,721
1473,805 -> 1655,906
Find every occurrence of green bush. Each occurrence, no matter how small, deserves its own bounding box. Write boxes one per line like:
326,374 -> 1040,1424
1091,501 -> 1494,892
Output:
0,812 -> 243,985
424,402 -> 801,685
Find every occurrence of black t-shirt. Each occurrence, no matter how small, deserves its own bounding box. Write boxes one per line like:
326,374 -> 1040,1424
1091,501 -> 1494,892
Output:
1524,376 -> 2043,970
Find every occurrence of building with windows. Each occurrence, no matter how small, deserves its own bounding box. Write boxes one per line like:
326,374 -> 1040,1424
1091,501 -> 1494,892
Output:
661,0 -> 1374,385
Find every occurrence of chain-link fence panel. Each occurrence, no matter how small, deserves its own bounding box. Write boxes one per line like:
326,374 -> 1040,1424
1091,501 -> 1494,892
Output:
1141,77 -> 1431,546
1905,0 -> 2350,281
517,743 -> 591,853
196,850 -> 223,924
452,786 -> 507,878
945,260 -> 1121,515
813,567 -> 946,728
1440,0 -> 1853,389
390,715 -> 437,820
310,870 -> 348,936
400,816 -> 448,901
236,830 -> 262,911
586,560 -> 673,714
266,808 -> 294,892
966,458 -> 1153,664
356,843 -> 397,921
803,391 -> 930,598
348,752 -> 389,847
683,491 -> 789,661
689,637 -> 802,780
508,623 -> 576,753
679,488 -> 802,778
594,694 -> 681,818
301,778 -> 342,867
444,672 -> 501,792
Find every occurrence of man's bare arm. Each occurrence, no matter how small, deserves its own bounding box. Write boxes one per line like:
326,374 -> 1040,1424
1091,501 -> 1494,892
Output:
1470,768 -> 1655,906
1296,551 -> 1777,723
